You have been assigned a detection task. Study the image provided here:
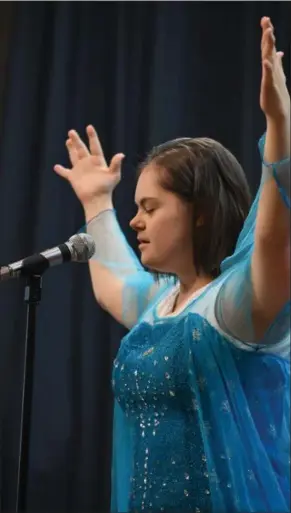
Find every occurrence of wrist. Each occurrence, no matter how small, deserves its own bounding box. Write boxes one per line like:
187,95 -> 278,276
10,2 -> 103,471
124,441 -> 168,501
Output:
264,117 -> 290,163
83,196 -> 114,222
266,110 -> 290,130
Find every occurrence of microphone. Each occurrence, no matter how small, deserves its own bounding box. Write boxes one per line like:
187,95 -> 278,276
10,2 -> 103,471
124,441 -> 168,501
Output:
0,233 -> 96,282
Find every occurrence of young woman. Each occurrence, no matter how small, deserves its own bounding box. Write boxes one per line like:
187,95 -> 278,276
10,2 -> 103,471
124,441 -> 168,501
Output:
54,17 -> 290,513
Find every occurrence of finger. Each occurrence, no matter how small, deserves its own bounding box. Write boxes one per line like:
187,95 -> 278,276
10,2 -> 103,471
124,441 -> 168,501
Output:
109,153 -> 125,174
261,16 -> 269,28
66,138 -> 79,166
276,51 -> 287,81
261,18 -> 270,49
261,26 -> 270,54
276,51 -> 284,67
262,59 -> 273,87
263,59 -> 273,72
276,51 -> 284,68
262,27 -> 275,60
54,164 -> 71,180
264,27 -> 275,48
86,125 -> 106,162
261,16 -> 272,32
68,130 -> 90,159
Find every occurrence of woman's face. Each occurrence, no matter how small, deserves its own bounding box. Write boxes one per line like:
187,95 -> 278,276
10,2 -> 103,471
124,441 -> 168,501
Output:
130,164 -> 194,276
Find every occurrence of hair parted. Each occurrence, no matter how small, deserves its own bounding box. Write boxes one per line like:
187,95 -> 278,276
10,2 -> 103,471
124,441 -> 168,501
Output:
139,137 -> 251,279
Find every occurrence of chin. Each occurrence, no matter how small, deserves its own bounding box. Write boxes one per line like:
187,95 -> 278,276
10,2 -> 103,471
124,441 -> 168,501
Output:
140,252 -> 152,266
140,252 -> 158,269
140,254 -> 172,274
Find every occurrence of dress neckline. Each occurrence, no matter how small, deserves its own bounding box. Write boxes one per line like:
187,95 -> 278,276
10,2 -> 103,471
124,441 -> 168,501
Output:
155,282 -> 211,320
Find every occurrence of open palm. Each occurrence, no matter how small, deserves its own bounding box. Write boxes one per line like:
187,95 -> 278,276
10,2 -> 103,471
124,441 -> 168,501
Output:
54,125 -> 124,205
260,17 -> 290,120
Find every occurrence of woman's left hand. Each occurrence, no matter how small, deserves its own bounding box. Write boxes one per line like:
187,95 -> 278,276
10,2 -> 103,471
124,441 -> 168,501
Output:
259,16 -> 290,122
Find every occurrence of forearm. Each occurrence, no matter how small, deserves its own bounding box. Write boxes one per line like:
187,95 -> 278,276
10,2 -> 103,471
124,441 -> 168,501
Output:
83,195 -> 144,275
256,117 -> 290,246
82,196 -> 156,327
250,120 -> 290,338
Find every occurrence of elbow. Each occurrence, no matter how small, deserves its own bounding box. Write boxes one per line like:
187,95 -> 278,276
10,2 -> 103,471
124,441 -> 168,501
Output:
255,235 -> 290,270
255,176 -> 290,248
93,290 -> 109,312
254,237 -> 290,293
255,216 -> 290,249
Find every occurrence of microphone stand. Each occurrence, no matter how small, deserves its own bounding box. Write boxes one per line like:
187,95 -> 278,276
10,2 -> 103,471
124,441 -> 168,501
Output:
15,274 -> 43,512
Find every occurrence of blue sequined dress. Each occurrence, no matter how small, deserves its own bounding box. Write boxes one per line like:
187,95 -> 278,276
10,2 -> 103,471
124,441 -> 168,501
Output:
112,302 -> 218,512
83,136 -> 290,513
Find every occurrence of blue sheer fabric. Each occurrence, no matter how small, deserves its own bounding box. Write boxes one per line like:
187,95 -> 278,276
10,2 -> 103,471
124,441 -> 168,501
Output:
82,134 -> 290,512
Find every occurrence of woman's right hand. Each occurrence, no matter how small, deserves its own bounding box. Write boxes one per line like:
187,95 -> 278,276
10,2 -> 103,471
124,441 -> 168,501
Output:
54,125 -> 125,209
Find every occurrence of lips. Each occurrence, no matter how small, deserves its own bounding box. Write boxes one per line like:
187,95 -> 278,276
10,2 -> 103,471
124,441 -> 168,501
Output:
138,239 -> 150,250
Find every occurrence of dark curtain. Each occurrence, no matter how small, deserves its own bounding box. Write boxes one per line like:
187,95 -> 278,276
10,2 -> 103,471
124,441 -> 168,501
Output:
0,2 -> 290,511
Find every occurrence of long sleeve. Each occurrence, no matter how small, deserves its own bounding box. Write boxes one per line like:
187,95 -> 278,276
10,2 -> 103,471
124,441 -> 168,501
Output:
216,134 -> 290,348
80,209 -> 169,327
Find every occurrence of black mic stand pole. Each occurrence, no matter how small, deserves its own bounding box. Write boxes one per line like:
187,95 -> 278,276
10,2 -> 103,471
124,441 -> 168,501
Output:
15,274 -> 43,512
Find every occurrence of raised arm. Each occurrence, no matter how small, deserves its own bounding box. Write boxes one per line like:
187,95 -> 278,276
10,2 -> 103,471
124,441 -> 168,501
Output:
216,17 -> 290,346
54,127 -> 165,328
252,17 -> 290,339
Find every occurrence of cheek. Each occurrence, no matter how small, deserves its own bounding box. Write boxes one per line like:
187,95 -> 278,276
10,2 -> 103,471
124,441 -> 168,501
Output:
150,215 -> 190,249
149,214 -> 173,241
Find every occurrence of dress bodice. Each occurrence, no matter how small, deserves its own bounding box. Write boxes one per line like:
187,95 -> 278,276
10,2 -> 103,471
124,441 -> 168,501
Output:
113,319 -> 212,512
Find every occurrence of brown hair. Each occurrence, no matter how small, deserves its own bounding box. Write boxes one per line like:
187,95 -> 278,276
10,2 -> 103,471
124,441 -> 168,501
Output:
139,137 -> 251,278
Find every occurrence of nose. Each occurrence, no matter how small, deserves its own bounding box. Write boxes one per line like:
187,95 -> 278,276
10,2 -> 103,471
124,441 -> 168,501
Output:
130,212 -> 145,232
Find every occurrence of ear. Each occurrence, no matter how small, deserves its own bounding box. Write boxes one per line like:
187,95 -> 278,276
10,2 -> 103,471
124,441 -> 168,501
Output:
196,215 -> 204,227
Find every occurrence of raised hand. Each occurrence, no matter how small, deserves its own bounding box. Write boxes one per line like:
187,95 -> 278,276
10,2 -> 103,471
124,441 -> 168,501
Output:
54,125 -> 125,207
260,16 -> 290,122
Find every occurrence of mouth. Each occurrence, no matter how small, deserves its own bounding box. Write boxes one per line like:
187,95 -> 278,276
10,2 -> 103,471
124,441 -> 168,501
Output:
138,240 -> 150,250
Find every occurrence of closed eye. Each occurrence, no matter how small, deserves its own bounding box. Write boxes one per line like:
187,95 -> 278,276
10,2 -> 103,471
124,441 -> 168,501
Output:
135,197 -> 159,214
143,207 -> 155,214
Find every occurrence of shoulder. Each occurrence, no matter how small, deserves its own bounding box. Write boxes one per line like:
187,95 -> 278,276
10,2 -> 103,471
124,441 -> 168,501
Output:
188,274 -> 290,360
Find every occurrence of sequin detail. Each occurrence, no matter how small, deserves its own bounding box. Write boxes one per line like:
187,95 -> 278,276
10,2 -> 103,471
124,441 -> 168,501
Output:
112,320 -> 212,512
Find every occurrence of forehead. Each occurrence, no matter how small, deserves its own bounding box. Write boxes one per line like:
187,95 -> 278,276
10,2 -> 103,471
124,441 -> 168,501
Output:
135,164 -> 164,202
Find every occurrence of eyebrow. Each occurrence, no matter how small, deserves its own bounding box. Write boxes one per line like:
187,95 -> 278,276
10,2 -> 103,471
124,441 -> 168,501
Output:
134,197 -> 159,207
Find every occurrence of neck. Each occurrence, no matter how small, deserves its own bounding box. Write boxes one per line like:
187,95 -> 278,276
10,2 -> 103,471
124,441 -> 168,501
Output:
170,270 -> 212,314
177,269 -> 212,297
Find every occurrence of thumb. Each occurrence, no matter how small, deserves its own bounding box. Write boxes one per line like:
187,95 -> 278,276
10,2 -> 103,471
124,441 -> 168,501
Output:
276,51 -> 287,82
109,153 -> 125,174
276,51 -> 284,69
54,164 -> 71,180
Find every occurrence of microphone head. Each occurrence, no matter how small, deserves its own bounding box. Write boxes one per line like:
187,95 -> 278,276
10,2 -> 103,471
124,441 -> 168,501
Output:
68,233 -> 96,262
